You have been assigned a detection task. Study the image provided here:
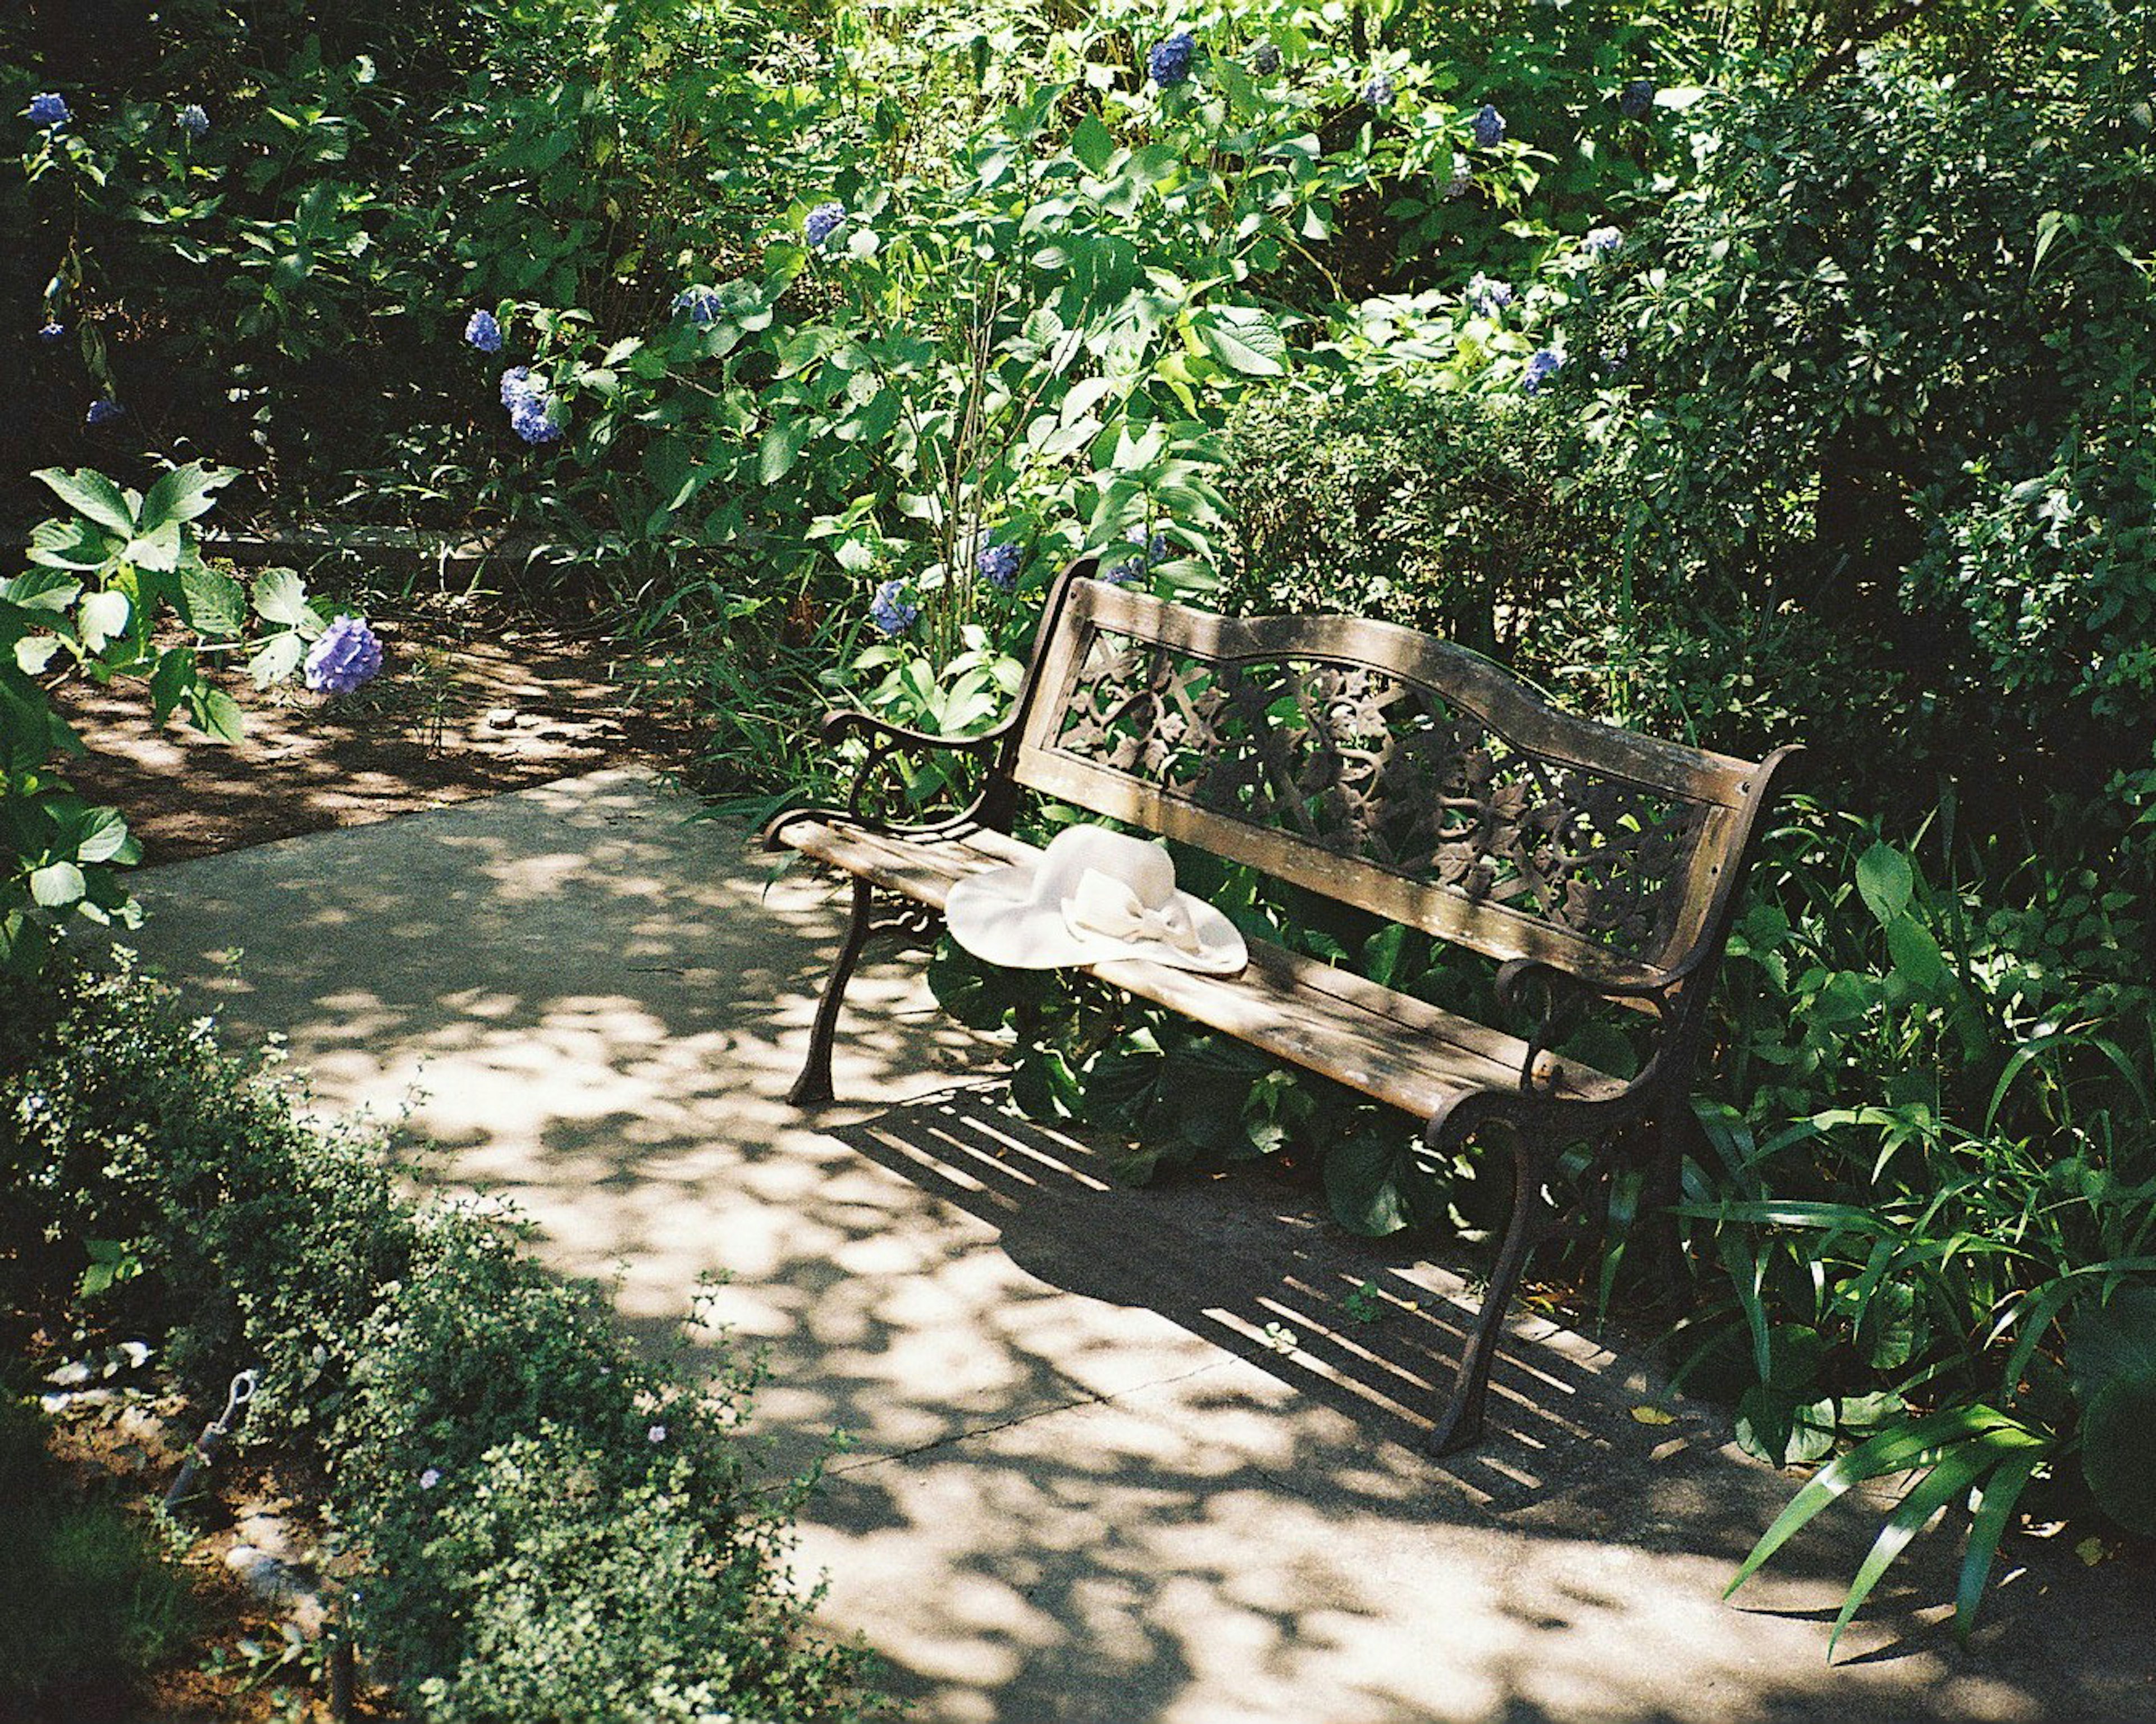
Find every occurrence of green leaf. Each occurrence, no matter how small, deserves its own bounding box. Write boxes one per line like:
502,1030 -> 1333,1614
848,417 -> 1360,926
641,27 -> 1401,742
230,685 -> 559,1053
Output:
1070,113 -> 1118,176
78,589 -> 131,652
1194,309 -> 1287,377
122,518 -> 184,573
251,568 -> 318,630
249,633 -> 304,689
1854,843 -> 1913,925
759,421 -> 808,486
149,646 -> 197,724
15,636 -> 62,676
1322,1129 -> 1417,1236
179,563 -> 247,637
1725,1404 -> 2015,1598
26,516 -> 115,572
1956,1447 -> 2045,1640
1828,1442 -> 1997,1657
138,462 -> 234,535
188,686 -> 246,744
72,804 -> 135,865
29,861 -> 87,908
2081,1369 -> 2156,1536
34,467 -> 137,536
2064,1284 -> 2156,1400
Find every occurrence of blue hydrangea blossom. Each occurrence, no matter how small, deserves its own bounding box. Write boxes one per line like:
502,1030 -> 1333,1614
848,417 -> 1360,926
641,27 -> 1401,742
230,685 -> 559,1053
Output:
464,309 -> 502,352
178,103 -> 209,138
1251,42 -> 1281,75
1465,273 -> 1513,318
1471,103 -> 1505,147
1105,526 -> 1172,584
1584,225 -> 1623,255
976,542 -> 1022,592
500,366 -> 538,410
1361,74 -> 1395,107
1521,349 -> 1565,394
1620,79 -> 1657,120
672,284 -> 724,324
803,202 -> 846,246
1148,32 -> 1196,88
305,616 -> 384,694
28,93 -> 68,129
500,367 -> 561,443
869,579 -> 920,635
85,399 -> 124,426
37,321 -> 64,342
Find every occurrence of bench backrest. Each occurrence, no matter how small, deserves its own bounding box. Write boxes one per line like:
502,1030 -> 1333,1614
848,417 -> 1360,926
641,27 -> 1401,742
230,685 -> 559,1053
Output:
1006,570 -> 1792,993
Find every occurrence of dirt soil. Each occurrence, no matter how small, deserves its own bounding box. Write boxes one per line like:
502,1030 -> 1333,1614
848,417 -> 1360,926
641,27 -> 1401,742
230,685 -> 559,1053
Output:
51,598 -> 696,866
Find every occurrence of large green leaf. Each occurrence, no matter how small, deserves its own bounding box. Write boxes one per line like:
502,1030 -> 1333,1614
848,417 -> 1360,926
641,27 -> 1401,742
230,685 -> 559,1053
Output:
2081,1368 -> 2156,1535
34,468 -> 136,537
2064,1284 -> 2156,1400
1194,309 -> 1287,377
179,563 -> 247,638
251,568 -> 318,630
136,461 -> 234,534
1854,842 -> 1913,924
29,861 -> 87,908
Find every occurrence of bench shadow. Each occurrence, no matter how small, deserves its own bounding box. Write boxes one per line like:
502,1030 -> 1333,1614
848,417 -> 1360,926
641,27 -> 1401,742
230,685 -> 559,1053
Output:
821,1082 -> 1653,1511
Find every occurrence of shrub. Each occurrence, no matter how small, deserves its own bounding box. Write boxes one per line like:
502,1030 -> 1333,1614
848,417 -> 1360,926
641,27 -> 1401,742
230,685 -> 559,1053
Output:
1214,381 -> 1619,656
0,955 -> 876,1722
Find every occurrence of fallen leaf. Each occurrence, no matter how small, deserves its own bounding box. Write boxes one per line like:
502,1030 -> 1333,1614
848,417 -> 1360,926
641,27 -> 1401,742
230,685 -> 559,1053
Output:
1630,1405 -> 1677,1425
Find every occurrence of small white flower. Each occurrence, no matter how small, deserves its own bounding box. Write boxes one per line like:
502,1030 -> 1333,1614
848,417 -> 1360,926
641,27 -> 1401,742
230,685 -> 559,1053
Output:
419,1467 -> 442,1490
647,1423 -> 668,1444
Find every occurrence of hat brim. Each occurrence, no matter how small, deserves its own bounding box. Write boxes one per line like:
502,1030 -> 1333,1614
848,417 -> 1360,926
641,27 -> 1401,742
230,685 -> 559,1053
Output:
946,859 -> 1248,973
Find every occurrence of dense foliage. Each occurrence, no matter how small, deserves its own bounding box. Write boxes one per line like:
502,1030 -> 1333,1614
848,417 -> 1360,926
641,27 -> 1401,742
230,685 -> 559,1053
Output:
5,0 -> 2151,1654
0,957 -> 873,1721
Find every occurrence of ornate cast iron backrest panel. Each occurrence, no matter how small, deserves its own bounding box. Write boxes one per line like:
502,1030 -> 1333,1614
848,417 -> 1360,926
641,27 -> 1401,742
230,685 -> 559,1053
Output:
1012,581 -> 1766,984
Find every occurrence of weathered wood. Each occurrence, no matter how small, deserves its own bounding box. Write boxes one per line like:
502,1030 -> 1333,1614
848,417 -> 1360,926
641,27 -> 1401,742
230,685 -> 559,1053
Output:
775,815 -> 1626,1119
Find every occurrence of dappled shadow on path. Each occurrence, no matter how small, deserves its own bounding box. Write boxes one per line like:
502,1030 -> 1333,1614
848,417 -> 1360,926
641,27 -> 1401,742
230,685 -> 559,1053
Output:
126,772 -> 2156,1724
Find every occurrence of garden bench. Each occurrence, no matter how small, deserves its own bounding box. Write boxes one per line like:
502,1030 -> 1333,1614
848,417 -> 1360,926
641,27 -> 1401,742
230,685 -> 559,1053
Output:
764,557 -> 1799,1453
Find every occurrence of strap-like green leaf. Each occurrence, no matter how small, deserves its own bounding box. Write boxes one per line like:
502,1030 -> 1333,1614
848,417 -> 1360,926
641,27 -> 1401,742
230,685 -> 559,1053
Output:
1955,1444 -> 2046,1641
1725,1403 -> 2013,1598
1829,1436 -> 2012,1657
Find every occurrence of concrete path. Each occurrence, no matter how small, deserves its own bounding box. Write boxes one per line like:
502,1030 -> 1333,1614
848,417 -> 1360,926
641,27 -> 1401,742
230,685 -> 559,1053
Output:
128,769 -> 2152,1724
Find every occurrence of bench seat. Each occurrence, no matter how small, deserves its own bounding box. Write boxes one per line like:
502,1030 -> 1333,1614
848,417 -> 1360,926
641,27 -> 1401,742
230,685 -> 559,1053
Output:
777,813 -> 1628,1123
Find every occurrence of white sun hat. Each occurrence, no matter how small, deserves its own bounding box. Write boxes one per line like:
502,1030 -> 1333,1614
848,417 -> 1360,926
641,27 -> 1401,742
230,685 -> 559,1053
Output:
945,824 -> 1248,973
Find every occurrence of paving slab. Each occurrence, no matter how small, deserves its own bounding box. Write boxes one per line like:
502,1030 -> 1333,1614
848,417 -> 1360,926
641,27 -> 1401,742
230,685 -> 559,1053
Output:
127,768 -> 2154,1724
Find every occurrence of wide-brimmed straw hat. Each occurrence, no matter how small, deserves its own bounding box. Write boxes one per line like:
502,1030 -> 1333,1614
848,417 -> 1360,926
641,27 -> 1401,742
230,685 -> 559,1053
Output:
945,825 -> 1248,973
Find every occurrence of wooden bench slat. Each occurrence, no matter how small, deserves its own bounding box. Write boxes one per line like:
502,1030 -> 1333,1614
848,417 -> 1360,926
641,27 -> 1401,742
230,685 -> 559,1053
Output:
774,816 -> 1625,1120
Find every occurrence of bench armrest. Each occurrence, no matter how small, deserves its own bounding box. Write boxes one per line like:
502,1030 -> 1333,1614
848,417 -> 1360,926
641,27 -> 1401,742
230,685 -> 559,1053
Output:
761,708 -> 1015,849
1495,956 -> 1678,1096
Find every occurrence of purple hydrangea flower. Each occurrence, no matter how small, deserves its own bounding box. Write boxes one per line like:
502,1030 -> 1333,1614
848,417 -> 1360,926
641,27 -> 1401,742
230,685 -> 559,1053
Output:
1521,349 -> 1564,394
1102,558 -> 1144,585
1443,153 -> 1472,200
464,309 -> 502,352
1583,225 -> 1623,255
28,93 -> 68,130
1472,103 -> 1505,147
1148,32 -> 1196,88
1251,42 -> 1281,75
510,395 -> 561,444
976,542 -> 1021,591
672,284 -> 724,324
1464,272 -> 1513,318
1619,79 -> 1657,120
85,398 -> 124,426
869,579 -> 919,635
803,202 -> 846,247
37,321 -> 64,342
178,103 -> 209,138
647,1424 -> 668,1444
500,365 -> 538,410
1361,74 -> 1395,108
418,1467 -> 442,1490
305,616 -> 384,694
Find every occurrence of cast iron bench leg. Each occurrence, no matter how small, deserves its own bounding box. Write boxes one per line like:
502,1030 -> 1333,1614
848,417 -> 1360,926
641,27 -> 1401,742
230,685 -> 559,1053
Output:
1426,1122 -> 1562,1457
789,877 -> 876,1106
